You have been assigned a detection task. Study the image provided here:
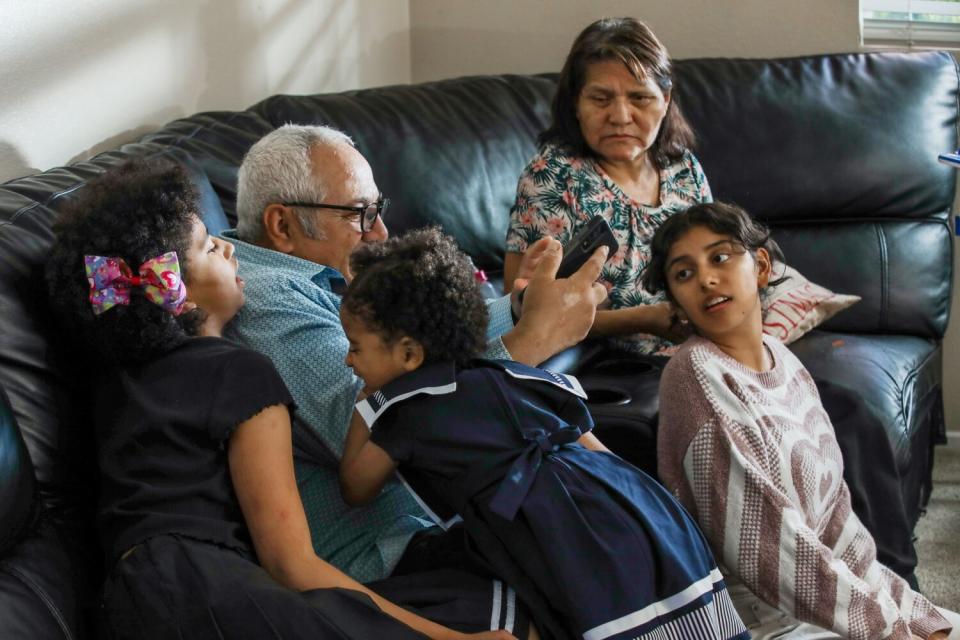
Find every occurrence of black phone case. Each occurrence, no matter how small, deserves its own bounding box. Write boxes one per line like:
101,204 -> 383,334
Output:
556,217 -> 619,278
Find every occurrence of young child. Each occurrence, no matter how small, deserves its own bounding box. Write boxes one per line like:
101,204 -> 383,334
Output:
45,158 -> 517,640
337,227 -> 749,640
643,201 -> 957,640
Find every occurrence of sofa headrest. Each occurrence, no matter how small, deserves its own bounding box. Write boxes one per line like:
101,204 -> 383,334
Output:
674,51 -> 958,223
134,111 -> 276,225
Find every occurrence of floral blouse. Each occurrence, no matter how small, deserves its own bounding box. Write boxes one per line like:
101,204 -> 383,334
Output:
506,143 -> 712,355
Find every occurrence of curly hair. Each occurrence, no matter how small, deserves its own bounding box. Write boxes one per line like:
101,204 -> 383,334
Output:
641,201 -> 787,300
342,228 -> 489,367
540,17 -> 696,168
46,158 -> 205,365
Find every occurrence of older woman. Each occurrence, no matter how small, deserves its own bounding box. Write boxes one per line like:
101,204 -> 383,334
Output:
504,17 -> 710,355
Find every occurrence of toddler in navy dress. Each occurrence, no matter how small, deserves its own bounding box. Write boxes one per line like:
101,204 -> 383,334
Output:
339,228 -> 749,640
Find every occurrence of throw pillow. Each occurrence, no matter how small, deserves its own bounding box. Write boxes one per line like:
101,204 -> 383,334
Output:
762,263 -> 860,345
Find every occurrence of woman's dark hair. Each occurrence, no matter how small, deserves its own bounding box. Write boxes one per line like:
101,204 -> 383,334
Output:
540,17 -> 696,167
46,158 -> 205,365
641,201 -> 786,300
342,227 -> 489,367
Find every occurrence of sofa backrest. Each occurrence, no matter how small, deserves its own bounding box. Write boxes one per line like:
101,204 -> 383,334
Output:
676,53 -> 957,338
250,51 -> 957,340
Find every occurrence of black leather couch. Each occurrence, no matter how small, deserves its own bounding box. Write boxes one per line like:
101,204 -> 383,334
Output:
1,51 -> 955,638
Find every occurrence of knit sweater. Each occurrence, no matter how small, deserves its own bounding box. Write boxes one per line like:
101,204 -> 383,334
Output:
658,334 -> 950,640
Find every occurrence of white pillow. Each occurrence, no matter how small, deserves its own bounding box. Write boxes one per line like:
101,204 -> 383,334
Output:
762,263 -> 861,345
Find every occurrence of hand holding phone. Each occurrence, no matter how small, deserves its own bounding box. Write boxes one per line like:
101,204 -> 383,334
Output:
513,218 -> 617,313
556,217 -> 619,279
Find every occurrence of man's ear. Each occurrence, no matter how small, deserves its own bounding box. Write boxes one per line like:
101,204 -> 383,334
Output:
262,204 -> 296,254
755,247 -> 772,288
397,337 -> 425,371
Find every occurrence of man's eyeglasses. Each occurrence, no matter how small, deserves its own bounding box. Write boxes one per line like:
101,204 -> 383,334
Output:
282,196 -> 389,233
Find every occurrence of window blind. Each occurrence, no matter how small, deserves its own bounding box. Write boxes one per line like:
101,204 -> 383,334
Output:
862,0 -> 960,45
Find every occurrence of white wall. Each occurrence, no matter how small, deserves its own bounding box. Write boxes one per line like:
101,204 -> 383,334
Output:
0,0 -> 411,183
409,0 -> 862,82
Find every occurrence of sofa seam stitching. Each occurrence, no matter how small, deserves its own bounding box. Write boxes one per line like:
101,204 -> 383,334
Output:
876,223 -> 889,331
0,561 -> 74,640
898,343 -> 940,453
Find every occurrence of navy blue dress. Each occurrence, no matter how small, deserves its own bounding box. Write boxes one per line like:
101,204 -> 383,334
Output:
359,359 -> 749,640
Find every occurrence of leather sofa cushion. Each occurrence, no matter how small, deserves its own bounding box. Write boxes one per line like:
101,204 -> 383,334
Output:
0,520 -> 89,640
675,53 -> 957,224
790,331 -> 942,472
0,384 -> 36,554
0,385 -> 87,640
772,221 -> 951,337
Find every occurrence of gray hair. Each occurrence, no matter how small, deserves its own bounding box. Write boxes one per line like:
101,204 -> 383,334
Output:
236,124 -> 355,242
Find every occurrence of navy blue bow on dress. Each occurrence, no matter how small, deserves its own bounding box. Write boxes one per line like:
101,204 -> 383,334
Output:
487,424 -> 583,521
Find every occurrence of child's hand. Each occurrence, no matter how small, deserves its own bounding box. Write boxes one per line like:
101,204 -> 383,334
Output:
666,308 -> 694,343
646,301 -> 691,343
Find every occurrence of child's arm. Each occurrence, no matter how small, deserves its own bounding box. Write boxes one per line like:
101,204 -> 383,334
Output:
229,404 -> 513,640
339,407 -> 397,506
577,431 -> 610,452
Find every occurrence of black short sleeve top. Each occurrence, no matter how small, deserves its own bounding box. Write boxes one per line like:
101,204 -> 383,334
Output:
95,337 -> 294,564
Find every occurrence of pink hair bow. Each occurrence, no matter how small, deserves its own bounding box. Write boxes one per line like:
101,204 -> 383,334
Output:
84,252 -> 187,316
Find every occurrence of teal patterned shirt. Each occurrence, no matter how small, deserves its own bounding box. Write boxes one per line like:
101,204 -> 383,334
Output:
507,144 -> 712,355
222,231 -> 514,582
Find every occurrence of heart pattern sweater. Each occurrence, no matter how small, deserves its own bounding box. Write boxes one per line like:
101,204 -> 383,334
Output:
658,334 -> 950,640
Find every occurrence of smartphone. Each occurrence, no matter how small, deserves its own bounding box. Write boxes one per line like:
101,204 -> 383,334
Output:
556,216 -> 619,278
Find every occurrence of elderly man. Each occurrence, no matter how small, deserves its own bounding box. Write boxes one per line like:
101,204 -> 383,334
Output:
224,125 -> 605,590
